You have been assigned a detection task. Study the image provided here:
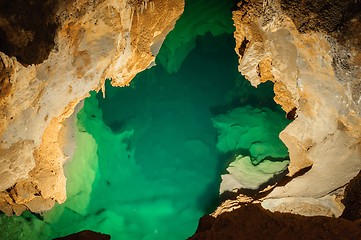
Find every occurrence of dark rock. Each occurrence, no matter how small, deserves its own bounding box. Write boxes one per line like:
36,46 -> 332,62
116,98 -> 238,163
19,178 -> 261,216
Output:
53,230 -> 111,240
189,204 -> 361,240
0,0 -> 60,65
280,0 -> 361,35
280,0 -> 361,54
341,171 -> 361,221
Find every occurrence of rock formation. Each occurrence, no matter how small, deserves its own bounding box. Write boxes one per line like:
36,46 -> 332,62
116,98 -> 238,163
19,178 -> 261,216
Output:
190,0 -> 361,237
230,0 -> 361,217
0,0 -> 360,238
0,0 -> 184,215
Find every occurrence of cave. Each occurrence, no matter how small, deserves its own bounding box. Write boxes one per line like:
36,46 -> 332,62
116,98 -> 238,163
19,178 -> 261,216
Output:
0,0 -> 361,239
0,0 -> 291,238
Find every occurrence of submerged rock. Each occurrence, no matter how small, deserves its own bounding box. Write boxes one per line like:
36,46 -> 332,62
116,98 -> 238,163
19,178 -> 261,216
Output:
220,155 -> 289,193
212,106 -> 290,164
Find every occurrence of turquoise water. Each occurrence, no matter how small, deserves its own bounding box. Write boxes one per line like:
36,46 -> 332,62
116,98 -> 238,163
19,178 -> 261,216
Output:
0,0 -> 291,239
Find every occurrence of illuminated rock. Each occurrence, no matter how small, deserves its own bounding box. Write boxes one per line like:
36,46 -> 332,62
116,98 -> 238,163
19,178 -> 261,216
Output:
232,0 -> 361,216
220,155 -> 289,192
0,0 -> 184,215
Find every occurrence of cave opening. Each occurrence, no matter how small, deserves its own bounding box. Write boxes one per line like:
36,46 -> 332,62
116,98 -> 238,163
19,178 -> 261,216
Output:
0,0 -> 291,239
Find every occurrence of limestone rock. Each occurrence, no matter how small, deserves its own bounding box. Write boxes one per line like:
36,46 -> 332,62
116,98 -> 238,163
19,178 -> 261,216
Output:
232,0 -> 361,216
261,195 -> 345,217
0,0 -> 184,215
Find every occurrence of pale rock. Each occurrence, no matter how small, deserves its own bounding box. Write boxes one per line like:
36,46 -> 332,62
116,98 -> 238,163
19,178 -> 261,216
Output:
232,0 -> 361,216
0,140 -> 35,192
261,195 -> 345,217
220,155 -> 289,193
0,0 -> 184,215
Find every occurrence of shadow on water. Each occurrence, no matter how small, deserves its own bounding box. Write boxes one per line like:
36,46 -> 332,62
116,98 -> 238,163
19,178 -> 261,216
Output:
210,80 -> 283,116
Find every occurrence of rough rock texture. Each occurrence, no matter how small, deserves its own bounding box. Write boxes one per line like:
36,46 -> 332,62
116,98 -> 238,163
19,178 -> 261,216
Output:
189,204 -> 361,240
0,0 -> 184,215
0,0 -> 360,228
232,0 -> 361,216
0,0 -> 61,65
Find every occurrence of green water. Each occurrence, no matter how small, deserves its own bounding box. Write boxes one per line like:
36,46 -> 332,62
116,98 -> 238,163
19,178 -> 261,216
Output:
0,0 -> 291,239
156,0 -> 235,73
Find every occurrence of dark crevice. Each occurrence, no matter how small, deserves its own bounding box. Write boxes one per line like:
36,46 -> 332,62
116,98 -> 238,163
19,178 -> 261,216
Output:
256,63 -> 261,78
0,0 -> 60,65
238,37 -> 249,58
286,107 -> 297,120
340,170 -> 361,221
0,0 -> 90,66
280,0 -> 361,50
275,165 -> 313,188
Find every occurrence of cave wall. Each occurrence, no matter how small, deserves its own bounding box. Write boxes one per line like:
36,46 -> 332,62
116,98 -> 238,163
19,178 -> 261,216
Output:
231,0 -> 361,216
0,0 -> 184,215
0,0 -> 360,222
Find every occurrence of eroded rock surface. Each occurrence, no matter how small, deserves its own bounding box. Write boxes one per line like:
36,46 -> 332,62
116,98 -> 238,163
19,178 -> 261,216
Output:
0,0 -> 62,65
0,0 -> 184,215
232,0 -> 361,216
